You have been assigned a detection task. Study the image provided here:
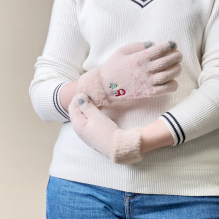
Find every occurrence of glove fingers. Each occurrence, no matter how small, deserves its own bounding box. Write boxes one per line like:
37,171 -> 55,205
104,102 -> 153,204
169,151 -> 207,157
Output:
150,50 -> 183,73
77,93 -> 107,121
152,64 -> 182,85
151,80 -> 178,96
68,94 -> 87,125
117,41 -> 155,55
138,40 -> 178,61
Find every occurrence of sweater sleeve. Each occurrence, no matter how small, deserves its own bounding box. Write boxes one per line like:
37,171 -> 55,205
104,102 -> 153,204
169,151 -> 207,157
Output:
29,0 -> 89,123
158,1 -> 219,146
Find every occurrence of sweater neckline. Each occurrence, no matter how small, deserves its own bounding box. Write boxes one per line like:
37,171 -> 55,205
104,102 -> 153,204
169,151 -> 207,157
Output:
124,0 -> 156,13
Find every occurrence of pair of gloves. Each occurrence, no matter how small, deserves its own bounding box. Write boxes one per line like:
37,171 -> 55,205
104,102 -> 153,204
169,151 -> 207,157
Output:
68,40 -> 183,165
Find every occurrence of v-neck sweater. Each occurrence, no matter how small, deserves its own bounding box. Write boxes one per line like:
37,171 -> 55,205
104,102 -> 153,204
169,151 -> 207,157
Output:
29,0 -> 219,196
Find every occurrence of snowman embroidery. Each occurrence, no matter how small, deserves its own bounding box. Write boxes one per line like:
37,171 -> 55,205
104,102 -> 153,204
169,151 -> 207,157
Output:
131,0 -> 154,8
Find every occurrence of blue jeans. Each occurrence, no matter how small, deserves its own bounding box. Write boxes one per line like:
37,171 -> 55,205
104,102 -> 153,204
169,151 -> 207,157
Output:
46,176 -> 219,219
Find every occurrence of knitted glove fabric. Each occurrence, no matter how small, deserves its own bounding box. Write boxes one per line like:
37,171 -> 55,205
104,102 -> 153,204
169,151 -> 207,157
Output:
68,93 -> 144,165
77,40 -> 183,106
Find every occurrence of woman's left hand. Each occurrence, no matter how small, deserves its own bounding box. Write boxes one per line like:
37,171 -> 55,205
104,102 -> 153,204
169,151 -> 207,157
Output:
68,93 -> 144,164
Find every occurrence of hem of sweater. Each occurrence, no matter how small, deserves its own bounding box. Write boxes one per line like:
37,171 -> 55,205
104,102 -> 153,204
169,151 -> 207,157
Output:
49,151 -> 219,196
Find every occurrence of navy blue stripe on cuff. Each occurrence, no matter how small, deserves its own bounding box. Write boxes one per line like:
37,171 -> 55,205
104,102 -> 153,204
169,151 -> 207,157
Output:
56,83 -> 70,120
166,112 -> 186,144
162,115 -> 181,145
53,82 -> 70,120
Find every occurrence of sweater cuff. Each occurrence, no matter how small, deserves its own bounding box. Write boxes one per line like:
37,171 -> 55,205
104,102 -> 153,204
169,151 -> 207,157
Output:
33,80 -> 71,123
54,82 -> 71,121
158,112 -> 186,146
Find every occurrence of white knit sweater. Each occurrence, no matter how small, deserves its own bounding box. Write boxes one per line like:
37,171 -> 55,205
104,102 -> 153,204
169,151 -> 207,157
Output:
29,0 -> 219,196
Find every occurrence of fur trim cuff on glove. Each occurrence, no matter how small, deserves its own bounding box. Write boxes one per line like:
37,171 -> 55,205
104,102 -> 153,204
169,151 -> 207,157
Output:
77,67 -> 109,106
110,128 -> 143,165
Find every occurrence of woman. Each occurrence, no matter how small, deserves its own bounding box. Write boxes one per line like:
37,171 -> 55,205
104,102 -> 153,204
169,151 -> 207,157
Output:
29,0 -> 219,218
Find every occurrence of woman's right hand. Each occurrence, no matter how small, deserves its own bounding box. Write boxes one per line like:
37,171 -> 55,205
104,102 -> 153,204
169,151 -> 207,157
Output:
77,40 -> 183,106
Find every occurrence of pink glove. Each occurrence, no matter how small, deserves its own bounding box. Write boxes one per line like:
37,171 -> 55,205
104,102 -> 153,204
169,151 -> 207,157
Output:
77,40 -> 183,106
68,93 -> 144,165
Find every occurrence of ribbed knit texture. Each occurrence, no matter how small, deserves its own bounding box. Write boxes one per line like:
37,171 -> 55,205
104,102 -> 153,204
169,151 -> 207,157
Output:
29,0 -> 219,196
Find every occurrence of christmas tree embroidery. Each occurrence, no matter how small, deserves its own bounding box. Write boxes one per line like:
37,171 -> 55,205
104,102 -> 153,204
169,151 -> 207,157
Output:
110,83 -> 119,90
